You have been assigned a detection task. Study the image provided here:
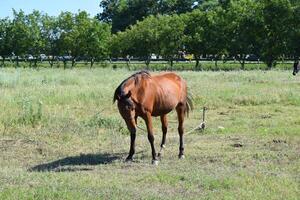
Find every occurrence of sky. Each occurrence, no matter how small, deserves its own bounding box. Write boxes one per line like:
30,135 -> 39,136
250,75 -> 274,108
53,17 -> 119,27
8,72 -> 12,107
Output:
0,0 -> 102,18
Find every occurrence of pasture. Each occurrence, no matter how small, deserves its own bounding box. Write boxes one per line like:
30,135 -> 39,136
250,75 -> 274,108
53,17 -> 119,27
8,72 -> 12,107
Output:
0,68 -> 299,199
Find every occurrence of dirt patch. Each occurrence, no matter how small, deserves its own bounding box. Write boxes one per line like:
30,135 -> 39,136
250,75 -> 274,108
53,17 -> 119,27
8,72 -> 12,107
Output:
231,143 -> 243,148
272,139 -> 287,144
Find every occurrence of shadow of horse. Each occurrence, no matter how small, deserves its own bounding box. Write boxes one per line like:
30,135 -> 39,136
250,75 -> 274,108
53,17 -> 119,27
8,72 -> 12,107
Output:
28,153 -> 124,172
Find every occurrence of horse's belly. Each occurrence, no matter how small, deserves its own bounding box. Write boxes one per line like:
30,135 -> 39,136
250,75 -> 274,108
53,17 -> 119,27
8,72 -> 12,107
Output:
151,92 -> 180,116
151,107 -> 173,116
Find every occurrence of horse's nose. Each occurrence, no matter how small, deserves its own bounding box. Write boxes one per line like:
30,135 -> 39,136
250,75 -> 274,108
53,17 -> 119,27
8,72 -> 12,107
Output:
293,72 -> 296,76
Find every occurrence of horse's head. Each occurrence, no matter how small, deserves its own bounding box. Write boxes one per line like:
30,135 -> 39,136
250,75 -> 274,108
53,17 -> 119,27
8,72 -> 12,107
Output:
114,90 -> 136,122
114,71 -> 150,127
293,61 -> 299,75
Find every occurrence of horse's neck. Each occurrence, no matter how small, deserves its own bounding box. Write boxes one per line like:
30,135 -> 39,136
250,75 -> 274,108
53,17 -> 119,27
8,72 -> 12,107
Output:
131,77 -> 152,99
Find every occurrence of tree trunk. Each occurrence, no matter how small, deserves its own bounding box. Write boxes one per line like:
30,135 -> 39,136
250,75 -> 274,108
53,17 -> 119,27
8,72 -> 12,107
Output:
266,59 -> 275,70
238,54 -> 246,70
71,58 -> 76,69
126,57 -> 131,70
214,59 -> 218,70
34,58 -> 38,69
90,58 -> 94,68
56,57 -> 60,68
170,59 -> 173,71
1,56 -> 5,67
241,59 -> 245,70
195,59 -> 199,70
16,56 -> 19,68
48,57 -> 54,68
145,56 -> 150,70
194,56 -> 202,71
63,59 -> 67,70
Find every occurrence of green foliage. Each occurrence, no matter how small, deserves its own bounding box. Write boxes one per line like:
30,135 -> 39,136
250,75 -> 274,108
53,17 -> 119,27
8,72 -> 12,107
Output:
258,0 -> 293,68
158,14 -> 186,67
128,15 -> 161,64
98,0 -> 198,33
287,2 -> 300,60
112,14 -> 186,68
225,0 -> 262,69
85,112 -> 128,134
106,0 -> 300,69
183,9 -> 206,69
57,11 -> 111,67
0,18 -> 12,61
10,10 -> 30,61
1,1 -> 300,69
17,98 -> 43,128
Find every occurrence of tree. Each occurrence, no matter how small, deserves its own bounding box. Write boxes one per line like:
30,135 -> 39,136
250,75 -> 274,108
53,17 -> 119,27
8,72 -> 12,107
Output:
56,11 -> 111,68
26,10 -> 44,68
84,18 -> 111,67
41,14 -> 60,67
258,0 -> 293,69
0,18 -> 12,66
184,7 -> 227,69
10,9 -> 31,67
110,31 -> 130,59
158,14 -> 186,69
288,2 -> 300,64
57,12 -> 74,69
202,7 -> 227,68
192,0 -> 219,11
183,9 -> 206,70
110,15 -> 161,69
158,0 -> 200,14
98,0 -> 156,33
225,0 -> 262,69
130,15 -> 161,68
110,30 -> 135,69
98,0 -> 199,33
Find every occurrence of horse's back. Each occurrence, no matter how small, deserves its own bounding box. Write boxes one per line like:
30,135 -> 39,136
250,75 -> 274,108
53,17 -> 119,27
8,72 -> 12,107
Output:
152,72 -> 186,88
151,72 -> 187,111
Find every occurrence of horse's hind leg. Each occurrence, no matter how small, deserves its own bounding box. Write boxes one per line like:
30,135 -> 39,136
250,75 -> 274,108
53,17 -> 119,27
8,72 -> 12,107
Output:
158,114 -> 168,158
176,103 -> 185,159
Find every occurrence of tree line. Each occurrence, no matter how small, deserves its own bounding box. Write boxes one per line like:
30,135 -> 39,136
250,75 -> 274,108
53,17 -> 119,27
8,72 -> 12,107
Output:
0,10 -> 110,68
0,0 -> 299,69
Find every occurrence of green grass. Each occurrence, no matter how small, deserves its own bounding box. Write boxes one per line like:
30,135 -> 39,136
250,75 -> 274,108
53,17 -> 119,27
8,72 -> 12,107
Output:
0,67 -> 299,199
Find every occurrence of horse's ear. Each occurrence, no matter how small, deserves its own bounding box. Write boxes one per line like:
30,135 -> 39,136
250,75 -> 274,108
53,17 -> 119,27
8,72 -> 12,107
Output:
113,93 -> 120,103
125,90 -> 132,98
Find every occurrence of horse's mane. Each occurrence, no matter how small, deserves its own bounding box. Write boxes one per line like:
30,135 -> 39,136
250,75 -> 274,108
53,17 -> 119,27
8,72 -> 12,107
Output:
113,70 -> 151,103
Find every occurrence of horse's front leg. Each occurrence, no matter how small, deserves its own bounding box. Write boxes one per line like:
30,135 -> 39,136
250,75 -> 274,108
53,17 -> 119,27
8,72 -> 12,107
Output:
125,119 -> 136,161
144,113 -> 158,165
158,114 -> 168,158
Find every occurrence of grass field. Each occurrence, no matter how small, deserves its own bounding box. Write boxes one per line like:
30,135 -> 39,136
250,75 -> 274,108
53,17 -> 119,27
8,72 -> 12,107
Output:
0,67 -> 299,199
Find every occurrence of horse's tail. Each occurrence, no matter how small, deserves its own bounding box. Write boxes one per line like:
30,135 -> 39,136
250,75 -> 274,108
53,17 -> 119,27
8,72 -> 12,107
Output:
186,92 -> 194,117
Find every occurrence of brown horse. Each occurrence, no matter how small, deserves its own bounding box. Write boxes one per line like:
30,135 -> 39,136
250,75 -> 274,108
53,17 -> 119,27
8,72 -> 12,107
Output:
113,71 -> 193,164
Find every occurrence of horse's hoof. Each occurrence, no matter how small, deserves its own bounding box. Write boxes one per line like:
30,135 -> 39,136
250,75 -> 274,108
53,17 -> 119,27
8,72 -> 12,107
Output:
178,155 -> 185,159
152,160 -> 159,165
125,157 -> 133,162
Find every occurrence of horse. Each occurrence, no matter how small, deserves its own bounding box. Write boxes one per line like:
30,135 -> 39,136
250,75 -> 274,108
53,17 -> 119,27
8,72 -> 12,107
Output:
293,61 -> 299,75
113,71 -> 193,165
